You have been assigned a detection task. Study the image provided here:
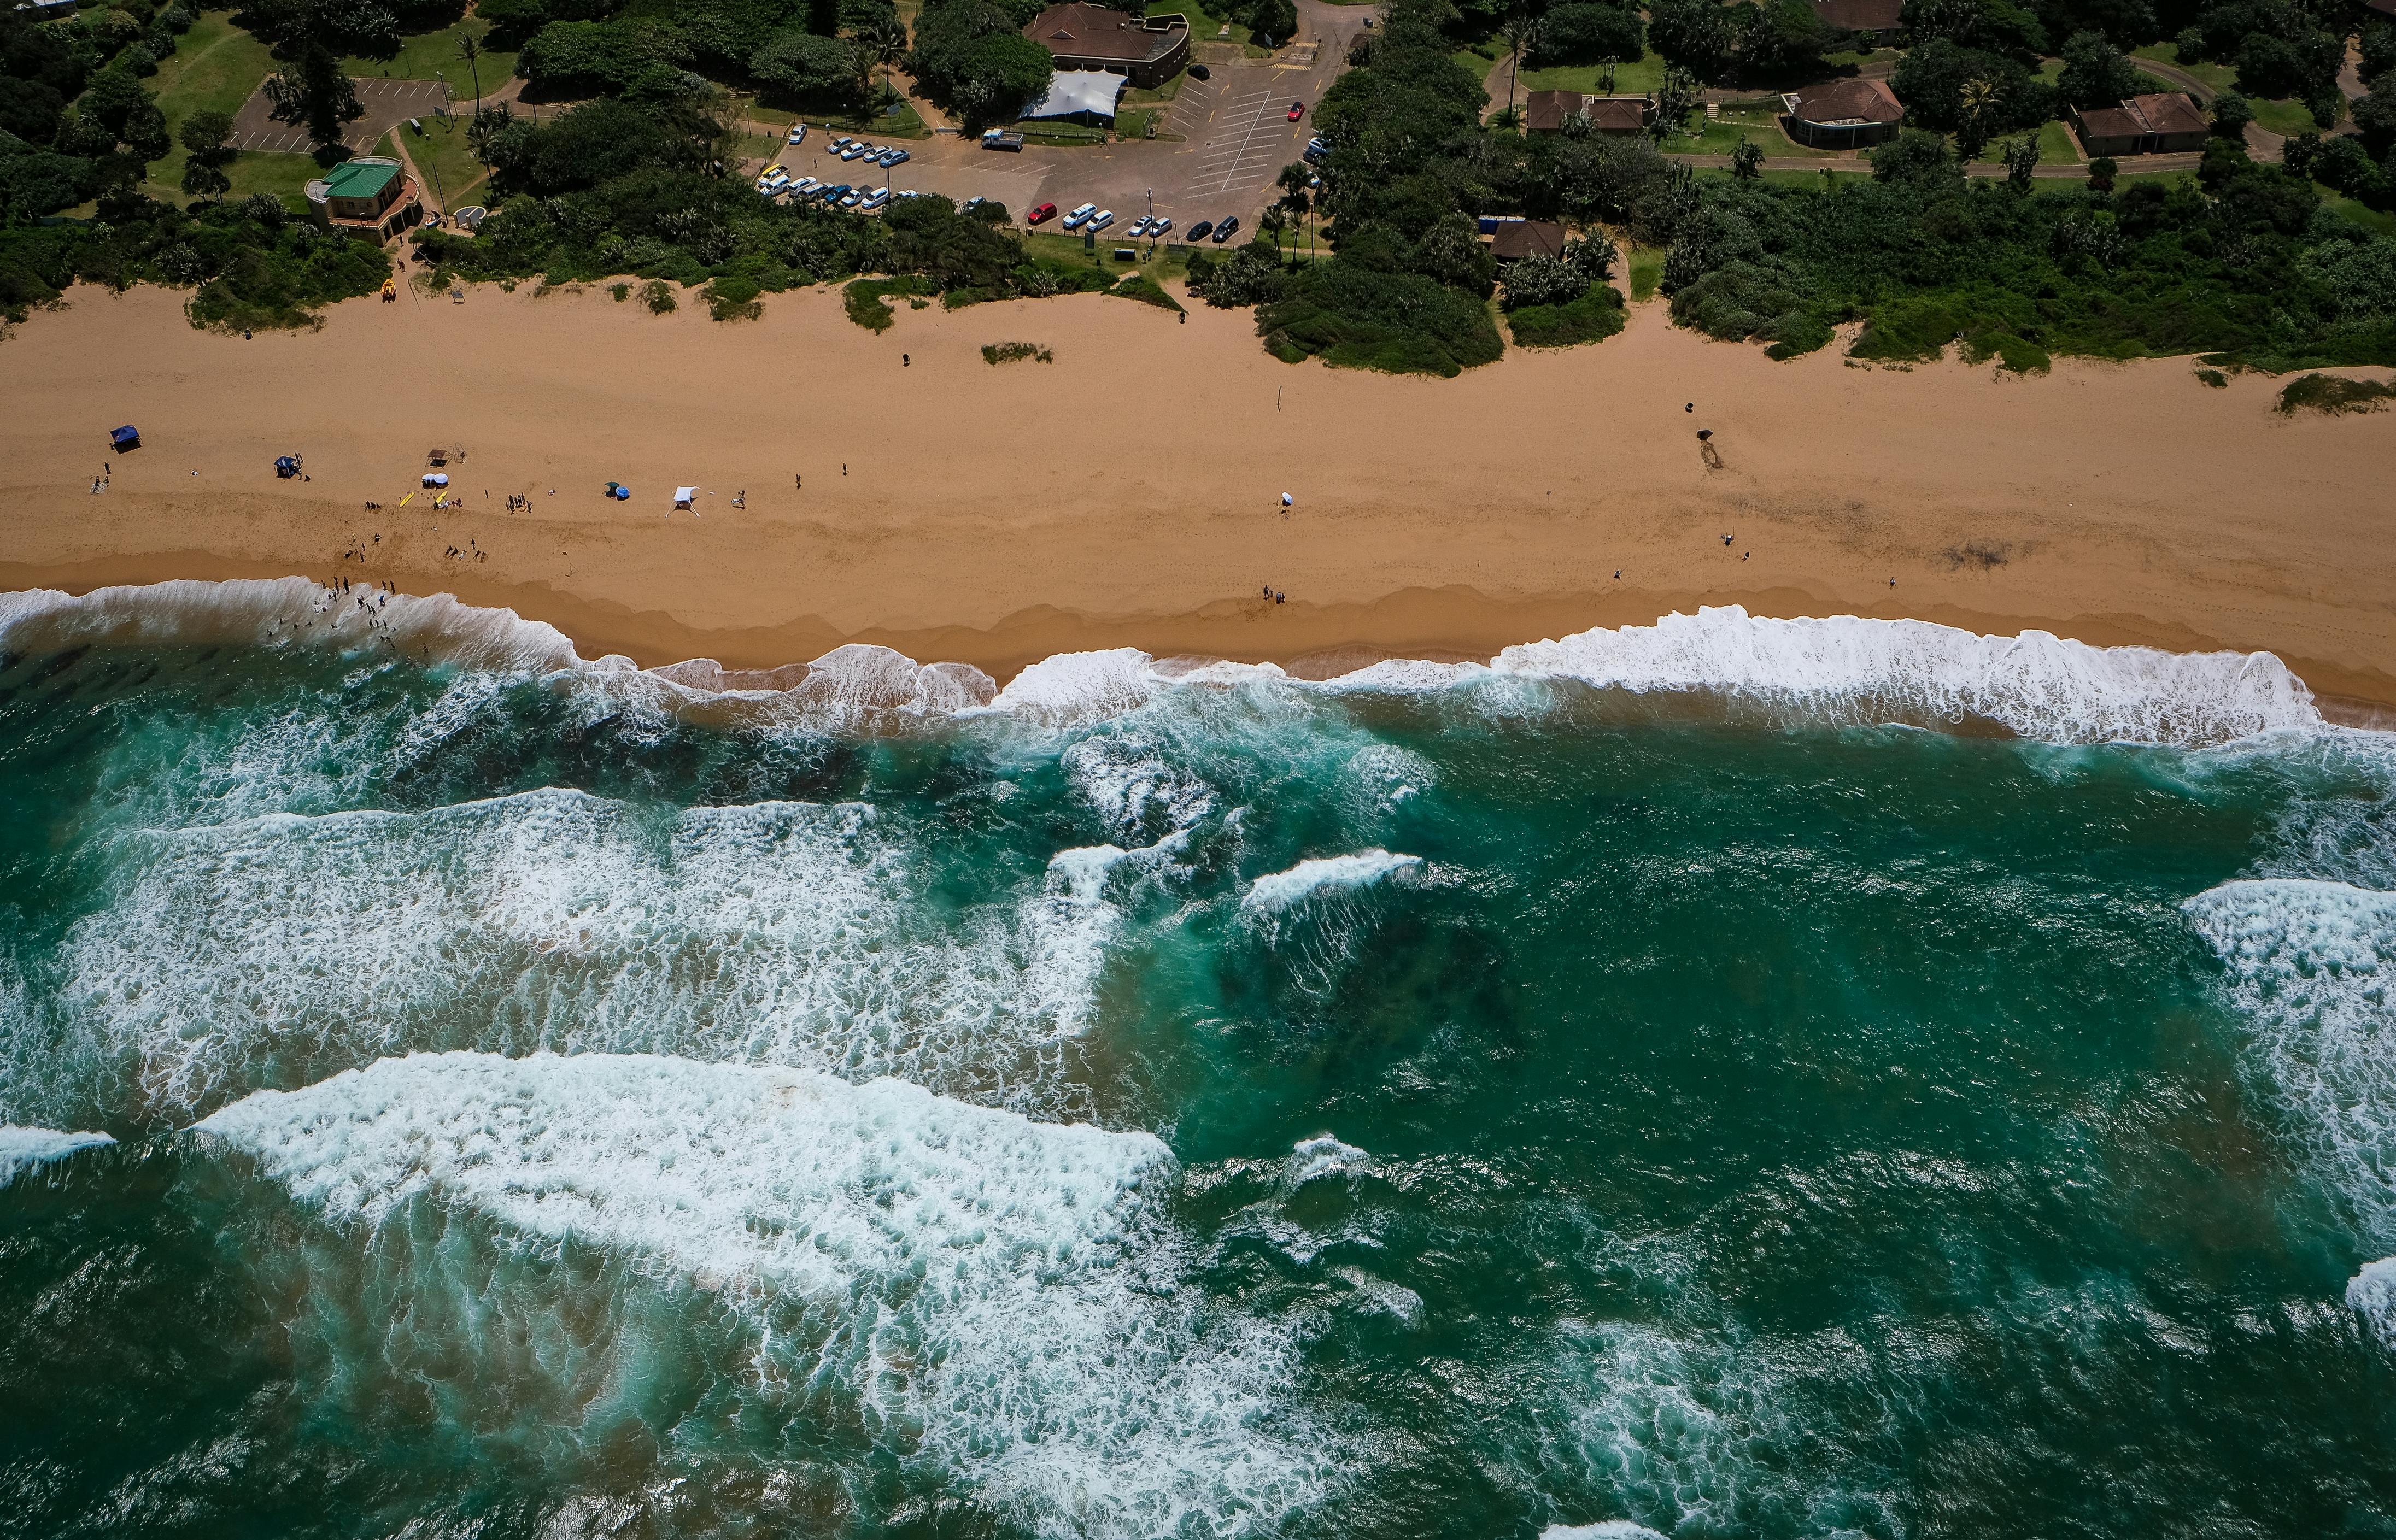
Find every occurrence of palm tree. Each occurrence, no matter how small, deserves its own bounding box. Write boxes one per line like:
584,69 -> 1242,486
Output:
1499,7 -> 1542,123
1957,77 -> 1999,160
862,16 -> 907,116
456,31 -> 483,114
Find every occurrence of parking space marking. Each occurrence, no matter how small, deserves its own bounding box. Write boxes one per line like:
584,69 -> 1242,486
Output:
1187,87 -> 1296,198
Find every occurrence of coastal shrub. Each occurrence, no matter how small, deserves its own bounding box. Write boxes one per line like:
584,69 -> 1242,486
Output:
1107,272 -> 1184,311
2195,367 -> 2229,386
1256,262 -> 1505,377
703,273 -> 762,320
981,340 -> 1051,363
1506,284 -> 1627,348
2275,373 -> 2396,414
843,274 -> 931,329
640,278 -> 677,313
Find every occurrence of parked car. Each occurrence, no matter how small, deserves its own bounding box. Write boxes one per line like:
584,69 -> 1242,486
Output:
1087,209 -> 1113,231
982,129 -> 1024,150
787,124 -> 807,145
822,183 -> 851,203
1210,215 -> 1239,242
862,187 -> 891,209
1188,63 -> 1210,80
963,195 -> 985,212
1061,202 -> 1097,230
826,135 -> 852,154
1127,216 -> 1151,237
840,186 -> 865,206
881,148 -> 910,166
840,142 -> 869,160
1028,201 -> 1058,224
1186,219 -> 1214,241
792,175 -> 822,194
1148,216 -> 1172,234
1288,101 -> 1305,121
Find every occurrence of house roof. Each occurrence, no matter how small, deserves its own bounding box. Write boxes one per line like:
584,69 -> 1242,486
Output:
321,159 -> 402,201
1783,77 -> 1903,127
1024,3 -> 1188,65
1811,0 -> 1903,30
2117,91 -> 2208,136
1522,90 -> 1648,132
1490,220 -> 1567,260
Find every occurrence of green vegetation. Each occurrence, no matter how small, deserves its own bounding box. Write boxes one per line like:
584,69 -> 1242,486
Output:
0,190 -> 387,328
2275,372 -> 2396,414
341,19 -> 517,99
1108,271 -> 1182,310
2194,366 -> 2227,385
843,272 -> 929,327
1666,131 -> 2396,373
1507,281 -> 1626,345
981,339 -> 1051,362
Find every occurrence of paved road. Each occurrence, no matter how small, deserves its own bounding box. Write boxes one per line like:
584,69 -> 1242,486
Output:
230,75 -> 451,155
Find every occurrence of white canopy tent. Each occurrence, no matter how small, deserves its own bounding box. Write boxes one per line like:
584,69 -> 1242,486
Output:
673,486 -> 697,510
1021,69 -> 1129,122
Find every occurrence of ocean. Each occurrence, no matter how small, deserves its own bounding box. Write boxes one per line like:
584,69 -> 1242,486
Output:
1,581 -> 2391,1539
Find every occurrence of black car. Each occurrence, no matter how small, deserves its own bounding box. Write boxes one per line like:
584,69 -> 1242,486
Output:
1188,63 -> 1211,80
1210,216 -> 1239,242
1186,219 -> 1214,242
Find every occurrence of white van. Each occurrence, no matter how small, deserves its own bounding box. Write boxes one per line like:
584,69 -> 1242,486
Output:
1061,201 -> 1098,229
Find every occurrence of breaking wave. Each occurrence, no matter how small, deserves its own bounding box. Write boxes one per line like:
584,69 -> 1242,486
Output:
0,584 -> 2327,747
0,1125 -> 115,1187
194,1051 -> 1329,1538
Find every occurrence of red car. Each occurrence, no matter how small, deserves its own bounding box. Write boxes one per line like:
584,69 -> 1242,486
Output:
1288,101 -> 1304,121
1028,201 -> 1058,224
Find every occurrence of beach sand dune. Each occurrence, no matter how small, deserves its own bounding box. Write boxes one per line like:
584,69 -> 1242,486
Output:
3,279 -> 2393,707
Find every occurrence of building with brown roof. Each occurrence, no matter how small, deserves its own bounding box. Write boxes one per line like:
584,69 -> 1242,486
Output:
1811,0 -> 1904,38
1522,90 -> 1652,134
1023,3 -> 1192,89
2067,92 -> 2208,156
1489,220 -> 1568,261
1779,78 -> 1905,148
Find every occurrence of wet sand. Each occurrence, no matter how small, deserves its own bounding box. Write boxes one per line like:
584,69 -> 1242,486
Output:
4,279 -> 2394,704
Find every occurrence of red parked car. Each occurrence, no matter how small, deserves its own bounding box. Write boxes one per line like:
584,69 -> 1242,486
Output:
1028,201 -> 1058,224
1288,101 -> 1304,121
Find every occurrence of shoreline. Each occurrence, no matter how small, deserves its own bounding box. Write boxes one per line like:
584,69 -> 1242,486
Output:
6,281 -> 2395,712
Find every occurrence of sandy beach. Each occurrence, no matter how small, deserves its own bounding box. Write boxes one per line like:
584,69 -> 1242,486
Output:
4,278 -> 2394,706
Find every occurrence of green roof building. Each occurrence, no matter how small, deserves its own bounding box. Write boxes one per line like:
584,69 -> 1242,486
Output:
304,157 -> 421,243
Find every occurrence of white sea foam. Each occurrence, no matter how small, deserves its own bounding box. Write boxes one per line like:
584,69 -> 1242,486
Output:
2183,879 -> 2396,1247
196,1051 -> 1328,1537
1284,1134 -> 1374,1191
1493,606 -> 2319,745
1243,850 -> 1423,912
1,584 -> 2334,748
0,1125 -> 115,1186
2348,1258 -> 2396,1347
1542,1524 -> 1670,1540
60,787 -> 1116,1118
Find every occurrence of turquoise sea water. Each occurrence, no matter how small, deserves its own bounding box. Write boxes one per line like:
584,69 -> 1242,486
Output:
1,585 -> 2393,1539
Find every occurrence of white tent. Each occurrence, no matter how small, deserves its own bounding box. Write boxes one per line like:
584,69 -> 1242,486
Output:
1021,69 -> 1128,122
673,486 -> 696,509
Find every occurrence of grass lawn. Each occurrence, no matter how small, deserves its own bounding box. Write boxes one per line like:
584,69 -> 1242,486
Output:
1660,112 -> 1840,159
103,146 -> 316,215
1151,0 -> 1235,39
343,20 -> 519,103
1742,166 -> 1873,187
2253,95 -> 2339,134
2036,117 -> 2081,163
2318,185 -> 2396,236
378,120 -> 493,212
148,10 -> 277,127
1455,47 -> 1667,107
1123,69 -> 1188,106
1625,243 -> 1663,300
2131,44 -> 2233,94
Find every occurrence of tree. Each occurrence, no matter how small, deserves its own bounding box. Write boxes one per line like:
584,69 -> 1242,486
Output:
862,16 -> 909,113
1528,4 -> 1642,69
2350,74 -> 2396,162
751,31 -> 861,101
1649,0 -> 1732,79
265,40 -> 364,148
1500,250 -> 1591,309
2000,132 -> 2037,190
177,105 -> 234,198
2364,23 -> 2396,85
466,100 -> 514,165
456,30 -> 484,113
2057,30 -> 2138,109
1499,7 -> 1541,122
1731,137 -> 1763,178
1649,66 -> 1699,142
2211,90 -> 2253,140
1955,74 -> 1999,160
1870,127 -> 1961,184
2085,153 -> 2117,192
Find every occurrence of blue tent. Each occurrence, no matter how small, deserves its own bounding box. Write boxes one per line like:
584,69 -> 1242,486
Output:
274,456 -> 301,478
110,425 -> 140,450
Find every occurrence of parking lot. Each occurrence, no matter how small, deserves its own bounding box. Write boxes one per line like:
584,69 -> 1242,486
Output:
229,76 -> 451,155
